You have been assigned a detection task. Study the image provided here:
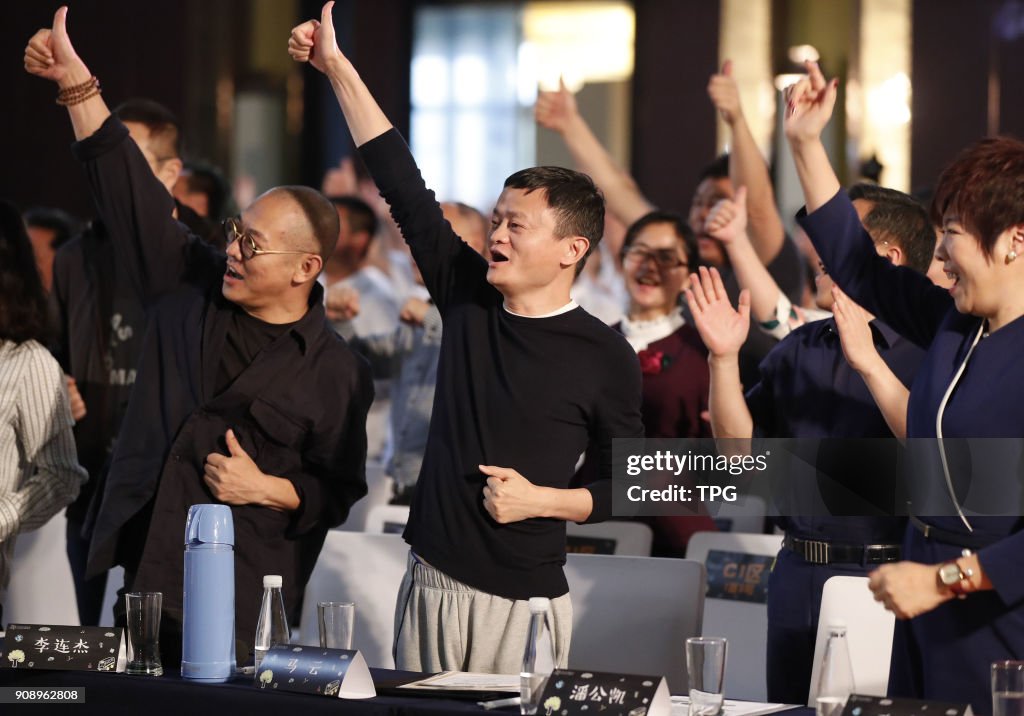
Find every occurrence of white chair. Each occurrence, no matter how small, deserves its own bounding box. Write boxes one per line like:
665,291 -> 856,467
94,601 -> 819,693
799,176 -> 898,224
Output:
807,575 -> 895,705
298,531 -> 408,668
98,566 -> 125,627
711,495 -> 767,534
685,531 -> 784,701
337,463 -> 393,532
564,553 -> 705,694
364,504 -> 410,534
6,513 -> 79,626
565,520 -> 653,556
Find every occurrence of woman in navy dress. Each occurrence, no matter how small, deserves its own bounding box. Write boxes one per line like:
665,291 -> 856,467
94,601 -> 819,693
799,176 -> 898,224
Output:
784,61 -> 1024,713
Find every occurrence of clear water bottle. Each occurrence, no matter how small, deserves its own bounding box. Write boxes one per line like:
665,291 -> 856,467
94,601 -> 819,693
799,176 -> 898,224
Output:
815,621 -> 855,716
254,575 -> 289,669
520,597 -> 556,716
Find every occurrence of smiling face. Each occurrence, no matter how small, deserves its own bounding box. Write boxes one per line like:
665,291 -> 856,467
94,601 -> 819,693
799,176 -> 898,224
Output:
688,176 -> 734,267
935,215 -> 1010,318
622,221 -> 691,321
222,190 -> 320,317
487,187 -> 581,303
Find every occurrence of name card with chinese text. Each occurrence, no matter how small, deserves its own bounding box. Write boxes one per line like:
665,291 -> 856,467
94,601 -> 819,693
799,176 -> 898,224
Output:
842,693 -> 974,716
0,624 -> 126,672
254,644 -> 375,699
705,549 -> 772,603
537,669 -> 670,716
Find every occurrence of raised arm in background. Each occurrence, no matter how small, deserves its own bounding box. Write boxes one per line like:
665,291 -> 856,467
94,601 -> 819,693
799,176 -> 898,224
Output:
535,79 -> 654,228
708,60 -> 787,264
704,186 -> 794,325
684,267 -> 754,448
24,6 -> 213,304
785,61 -> 949,346
781,61 -> 842,212
288,1 -> 392,147
831,286 -> 909,439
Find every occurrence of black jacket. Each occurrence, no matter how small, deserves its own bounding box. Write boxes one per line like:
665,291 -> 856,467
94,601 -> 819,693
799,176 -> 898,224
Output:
73,116 -> 373,656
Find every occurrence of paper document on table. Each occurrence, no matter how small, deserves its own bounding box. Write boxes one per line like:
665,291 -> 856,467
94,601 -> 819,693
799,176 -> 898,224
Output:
670,696 -> 797,716
399,671 -> 520,692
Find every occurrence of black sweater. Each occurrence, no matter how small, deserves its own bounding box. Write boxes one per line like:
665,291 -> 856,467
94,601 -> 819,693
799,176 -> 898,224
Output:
359,130 -> 644,599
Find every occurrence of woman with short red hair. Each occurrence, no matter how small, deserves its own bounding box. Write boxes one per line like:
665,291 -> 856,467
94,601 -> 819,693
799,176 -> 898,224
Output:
784,62 -> 1024,713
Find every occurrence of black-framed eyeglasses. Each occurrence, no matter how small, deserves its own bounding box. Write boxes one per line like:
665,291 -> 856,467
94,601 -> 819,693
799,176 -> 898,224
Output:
223,217 -> 312,261
622,246 -> 689,270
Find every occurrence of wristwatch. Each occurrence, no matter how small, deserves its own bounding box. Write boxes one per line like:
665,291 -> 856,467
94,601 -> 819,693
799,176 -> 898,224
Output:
937,553 -> 975,599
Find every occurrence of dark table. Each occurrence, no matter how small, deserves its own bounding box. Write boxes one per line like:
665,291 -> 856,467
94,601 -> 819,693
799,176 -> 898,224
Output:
0,666 -> 813,715
0,667 -> 514,714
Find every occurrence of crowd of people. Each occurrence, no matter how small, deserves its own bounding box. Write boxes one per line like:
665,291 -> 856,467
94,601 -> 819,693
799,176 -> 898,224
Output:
0,3 -> 1018,712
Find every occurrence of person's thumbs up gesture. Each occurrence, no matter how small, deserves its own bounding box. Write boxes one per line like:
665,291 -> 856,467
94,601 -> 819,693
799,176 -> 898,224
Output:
535,76 -> 580,134
288,1 -> 348,75
707,59 -> 743,125
203,429 -> 266,505
24,6 -> 89,86
704,185 -> 749,245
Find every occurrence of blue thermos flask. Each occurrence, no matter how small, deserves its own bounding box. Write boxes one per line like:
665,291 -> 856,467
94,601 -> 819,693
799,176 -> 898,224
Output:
181,504 -> 236,682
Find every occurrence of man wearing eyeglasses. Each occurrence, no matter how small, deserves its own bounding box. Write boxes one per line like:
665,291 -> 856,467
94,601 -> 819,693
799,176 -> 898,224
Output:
25,8 -> 374,667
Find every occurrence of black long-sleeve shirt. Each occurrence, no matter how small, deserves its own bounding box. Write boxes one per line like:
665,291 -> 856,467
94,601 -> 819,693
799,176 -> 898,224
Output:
359,129 -> 644,600
73,116 -> 373,657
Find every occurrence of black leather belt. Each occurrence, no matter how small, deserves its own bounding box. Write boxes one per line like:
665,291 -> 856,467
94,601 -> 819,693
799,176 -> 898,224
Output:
909,515 -> 993,549
783,534 -> 901,565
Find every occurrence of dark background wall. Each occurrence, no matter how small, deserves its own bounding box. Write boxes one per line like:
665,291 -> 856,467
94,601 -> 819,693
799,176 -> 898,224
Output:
1,0 -> 411,219
6,1 -> 1024,220
910,0 -> 1024,191
3,2 -> 194,218
631,0 -> 720,213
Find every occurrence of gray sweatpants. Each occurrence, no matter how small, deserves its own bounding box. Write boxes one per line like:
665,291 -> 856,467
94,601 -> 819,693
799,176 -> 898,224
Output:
392,551 -> 573,674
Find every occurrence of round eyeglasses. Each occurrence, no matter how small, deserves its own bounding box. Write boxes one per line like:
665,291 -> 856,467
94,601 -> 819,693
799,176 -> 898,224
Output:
223,217 -> 313,261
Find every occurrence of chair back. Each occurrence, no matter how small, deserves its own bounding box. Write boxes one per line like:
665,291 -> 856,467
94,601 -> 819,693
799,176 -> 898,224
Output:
564,553 -> 705,693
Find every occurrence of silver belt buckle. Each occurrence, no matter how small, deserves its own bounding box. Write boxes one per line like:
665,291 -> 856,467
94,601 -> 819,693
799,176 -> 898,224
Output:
807,540 -> 828,564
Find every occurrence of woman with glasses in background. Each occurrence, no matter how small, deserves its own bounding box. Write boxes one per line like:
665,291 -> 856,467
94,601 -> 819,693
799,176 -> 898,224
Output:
606,211 -> 717,555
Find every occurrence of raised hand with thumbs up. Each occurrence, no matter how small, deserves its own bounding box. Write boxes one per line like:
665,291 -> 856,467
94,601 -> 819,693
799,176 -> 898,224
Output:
707,60 -> 743,125
288,1 -> 392,146
23,6 -> 112,140
23,6 -> 87,86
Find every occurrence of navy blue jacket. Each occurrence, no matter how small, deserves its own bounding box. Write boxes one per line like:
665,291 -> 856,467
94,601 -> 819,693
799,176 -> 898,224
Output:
799,191 -> 1024,712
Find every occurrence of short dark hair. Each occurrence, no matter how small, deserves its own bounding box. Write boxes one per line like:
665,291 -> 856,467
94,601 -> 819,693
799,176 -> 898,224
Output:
698,154 -> 730,183
848,183 -> 934,274
274,186 -> 341,264
328,195 -> 379,239
622,211 -> 698,269
0,199 -> 49,344
503,166 -> 605,276
930,136 -> 1024,258
114,98 -> 182,160
24,206 -> 78,250
182,162 -> 230,220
